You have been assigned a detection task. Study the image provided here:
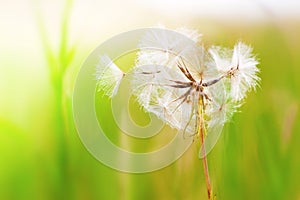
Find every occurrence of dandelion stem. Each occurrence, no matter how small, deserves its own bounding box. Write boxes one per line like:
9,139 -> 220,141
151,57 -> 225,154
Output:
198,95 -> 213,200
201,133 -> 212,199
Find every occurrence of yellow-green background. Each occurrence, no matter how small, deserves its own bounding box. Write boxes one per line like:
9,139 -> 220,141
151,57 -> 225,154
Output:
1,0 -> 300,199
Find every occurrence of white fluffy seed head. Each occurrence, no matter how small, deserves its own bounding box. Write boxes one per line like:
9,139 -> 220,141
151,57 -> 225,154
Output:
134,29 -> 260,136
96,27 -> 260,157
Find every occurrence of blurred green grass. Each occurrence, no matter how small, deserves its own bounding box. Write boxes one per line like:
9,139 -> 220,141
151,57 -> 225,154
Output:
1,10 -> 300,200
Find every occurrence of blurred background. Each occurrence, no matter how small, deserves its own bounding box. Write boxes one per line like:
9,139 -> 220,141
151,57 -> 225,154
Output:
1,0 -> 300,199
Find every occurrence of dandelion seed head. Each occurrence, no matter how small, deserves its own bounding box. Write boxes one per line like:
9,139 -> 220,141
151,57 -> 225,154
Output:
96,27 -> 260,157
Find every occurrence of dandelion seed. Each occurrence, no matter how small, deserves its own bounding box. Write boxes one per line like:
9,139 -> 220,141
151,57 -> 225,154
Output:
230,42 -> 260,101
208,45 -> 232,73
95,54 -> 124,97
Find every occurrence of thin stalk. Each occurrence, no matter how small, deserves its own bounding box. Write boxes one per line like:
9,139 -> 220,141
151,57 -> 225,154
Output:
198,96 -> 213,200
200,129 -> 212,199
34,0 -> 75,198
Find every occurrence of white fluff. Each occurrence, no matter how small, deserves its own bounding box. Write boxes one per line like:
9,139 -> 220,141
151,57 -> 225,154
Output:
230,42 -> 260,101
95,55 -> 124,97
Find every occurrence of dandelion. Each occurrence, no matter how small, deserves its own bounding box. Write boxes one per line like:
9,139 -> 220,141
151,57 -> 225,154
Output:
95,27 -> 260,200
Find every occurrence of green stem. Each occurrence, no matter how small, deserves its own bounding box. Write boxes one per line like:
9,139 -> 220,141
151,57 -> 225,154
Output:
34,0 -> 74,198
198,96 -> 213,200
200,129 -> 212,200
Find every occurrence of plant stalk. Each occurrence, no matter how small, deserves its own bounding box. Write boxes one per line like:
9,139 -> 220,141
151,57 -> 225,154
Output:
198,96 -> 213,200
200,128 -> 212,199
